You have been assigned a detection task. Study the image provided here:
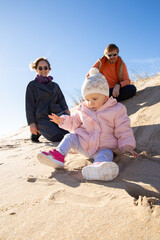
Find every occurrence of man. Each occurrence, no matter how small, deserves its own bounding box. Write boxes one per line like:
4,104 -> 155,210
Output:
86,44 -> 136,101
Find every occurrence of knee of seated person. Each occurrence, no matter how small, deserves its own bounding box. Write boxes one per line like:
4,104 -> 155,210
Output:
51,134 -> 64,142
133,85 -> 137,93
121,85 -> 137,99
130,85 -> 137,96
63,132 -> 77,140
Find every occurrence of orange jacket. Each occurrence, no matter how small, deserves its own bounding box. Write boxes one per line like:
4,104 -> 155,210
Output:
86,56 -> 130,88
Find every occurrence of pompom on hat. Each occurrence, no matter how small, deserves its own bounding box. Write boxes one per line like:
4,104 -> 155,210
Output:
81,68 -> 109,98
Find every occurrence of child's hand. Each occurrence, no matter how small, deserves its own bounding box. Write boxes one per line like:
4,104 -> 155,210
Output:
48,113 -> 63,125
122,146 -> 139,158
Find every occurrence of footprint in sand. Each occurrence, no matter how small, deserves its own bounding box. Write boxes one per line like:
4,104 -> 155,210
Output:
26,175 -> 57,185
27,176 -> 37,182
46,189 -> 116,207
0,144 -> 19,149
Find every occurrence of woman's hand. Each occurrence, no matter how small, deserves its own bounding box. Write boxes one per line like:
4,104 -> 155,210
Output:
30,123 -> 38,135
49,113 -> 63,125
121,146 -> 139,158
112,84 -> 120,97
65,110 -> 70,115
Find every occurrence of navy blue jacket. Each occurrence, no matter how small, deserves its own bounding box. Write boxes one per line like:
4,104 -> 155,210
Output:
25,80 -> 69,125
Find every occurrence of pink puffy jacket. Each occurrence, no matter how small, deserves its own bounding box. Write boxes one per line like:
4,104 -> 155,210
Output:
59,97 -> 136,156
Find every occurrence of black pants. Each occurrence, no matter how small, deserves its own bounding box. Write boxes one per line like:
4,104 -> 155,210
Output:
37,119 -> 69,142
109,84 -> 136,102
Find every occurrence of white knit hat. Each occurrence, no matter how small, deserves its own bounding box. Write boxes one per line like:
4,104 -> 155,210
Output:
81,68 -> 109,98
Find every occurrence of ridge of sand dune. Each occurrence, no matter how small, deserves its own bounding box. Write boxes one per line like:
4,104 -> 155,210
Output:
0,74 -> 160,240
123,74 -> 160,154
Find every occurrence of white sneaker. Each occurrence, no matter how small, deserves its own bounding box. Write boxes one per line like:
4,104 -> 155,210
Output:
82,162 -> 119,181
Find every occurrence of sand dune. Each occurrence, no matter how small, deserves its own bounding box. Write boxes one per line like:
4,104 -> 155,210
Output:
0,74 -> 160,240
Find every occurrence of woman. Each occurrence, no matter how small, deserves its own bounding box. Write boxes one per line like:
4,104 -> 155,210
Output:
25,57 -> 70,143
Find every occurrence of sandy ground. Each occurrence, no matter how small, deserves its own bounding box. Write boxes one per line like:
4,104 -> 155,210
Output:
0,74 -> 160,240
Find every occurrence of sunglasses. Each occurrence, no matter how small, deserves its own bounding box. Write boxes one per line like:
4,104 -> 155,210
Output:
38,66 -> 48,71
107,53 -> 118,57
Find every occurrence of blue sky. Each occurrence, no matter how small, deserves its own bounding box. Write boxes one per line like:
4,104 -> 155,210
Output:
0,0 -> 160,136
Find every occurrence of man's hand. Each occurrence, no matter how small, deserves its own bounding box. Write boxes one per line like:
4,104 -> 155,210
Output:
112,84 -> 120,98
49,113 -> 63,125
30,123 -> 38,135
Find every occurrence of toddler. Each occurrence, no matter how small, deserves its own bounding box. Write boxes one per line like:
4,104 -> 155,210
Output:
37,68 -> 138,181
